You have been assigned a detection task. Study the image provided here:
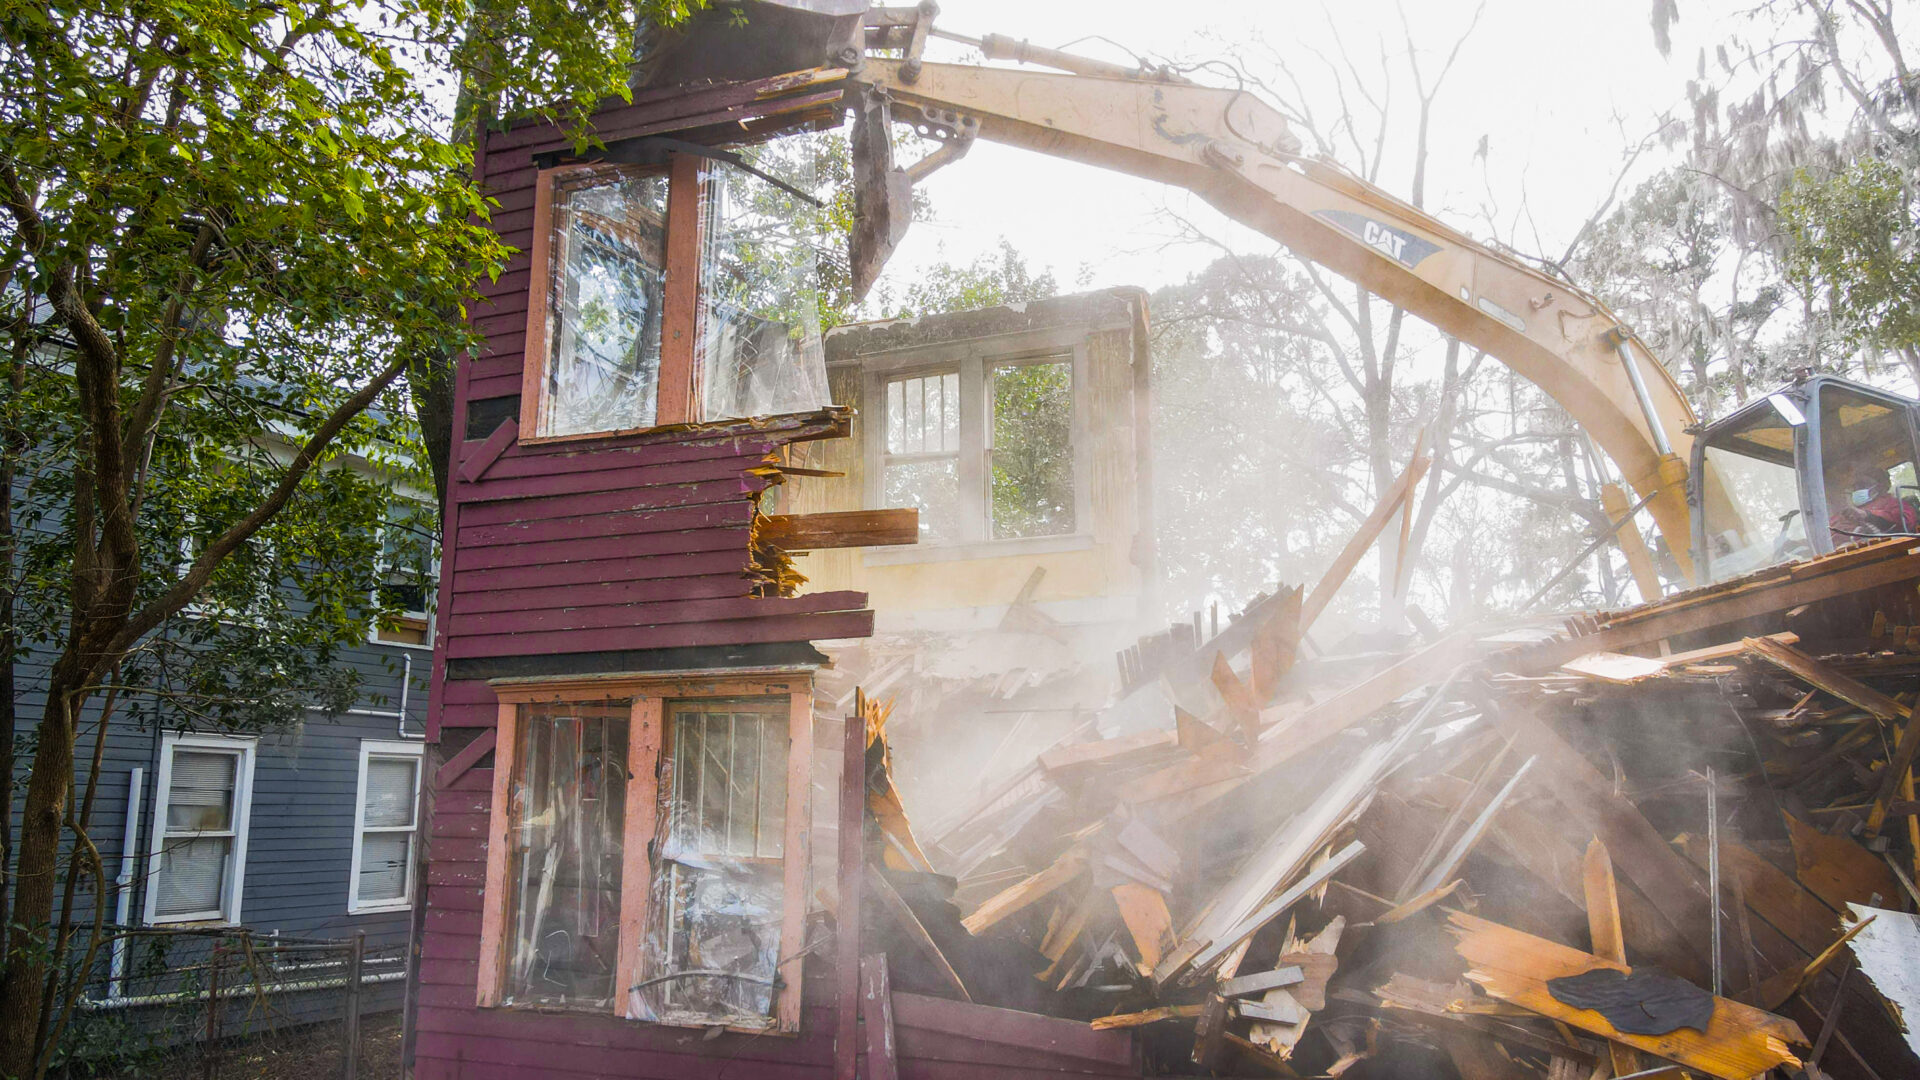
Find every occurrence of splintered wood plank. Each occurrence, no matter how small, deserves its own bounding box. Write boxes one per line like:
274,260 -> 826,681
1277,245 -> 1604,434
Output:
1745,636 -> 1909,720
1301,436 -> 1430,632
1448,910 -> 1806,1080
1038,729 -> 1176,775
961,849 -> 1087,935
1582,839 -> 1642,1077
1249,586 -> 1303,704
1559,651 -> 1667,684
1780,810 -> 1898,913
1674,833 -> 1840,955
860,955 -> 899,1080
759,509 -> 919,550
1111,883 -> 1174,975
870,869 -> 970,1002
1089,1004 -> 1203,1030
1211,653 -> 1261,745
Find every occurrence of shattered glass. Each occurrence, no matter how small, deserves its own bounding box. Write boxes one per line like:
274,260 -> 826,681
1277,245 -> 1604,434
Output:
540,170 -> 668,437
697,136 -> 833,423
630,698 -> 790,1028
502,701 -> 631,1010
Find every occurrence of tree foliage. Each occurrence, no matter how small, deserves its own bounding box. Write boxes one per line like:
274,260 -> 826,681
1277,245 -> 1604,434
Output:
1781,155 -> 1920,353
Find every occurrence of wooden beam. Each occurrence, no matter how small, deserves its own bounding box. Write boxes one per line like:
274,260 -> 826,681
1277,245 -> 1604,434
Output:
1744,636 -> 1909,721
432,728 -> 496,793
869,867 -> 970,1002
1449,910 -> 1806,1080
655,152 -> 704,425
1301,436 -> 1431,633
759,509 -> 920,551
961,848 -> 1087,935
1584,839 -> 1644,1078
834,699 -> 868,1080
1089,1004 -> 1204,1030
860,954 -> 900,1080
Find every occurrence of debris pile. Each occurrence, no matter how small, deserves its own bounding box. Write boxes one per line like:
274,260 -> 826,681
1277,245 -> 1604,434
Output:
864,533 -> 1920,1079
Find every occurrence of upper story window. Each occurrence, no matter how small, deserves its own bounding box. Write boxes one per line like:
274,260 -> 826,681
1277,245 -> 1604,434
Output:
522,138 -> 832,443
370,497 -> 438,649
864,347 -> 1084,547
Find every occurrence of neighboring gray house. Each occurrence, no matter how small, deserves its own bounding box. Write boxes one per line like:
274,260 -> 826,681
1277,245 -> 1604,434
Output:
6,453 -> 437,1046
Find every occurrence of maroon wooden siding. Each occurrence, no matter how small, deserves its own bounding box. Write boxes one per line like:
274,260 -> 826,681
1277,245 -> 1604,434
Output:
413,71 -> 878,1080
413,66 -> 1141,1080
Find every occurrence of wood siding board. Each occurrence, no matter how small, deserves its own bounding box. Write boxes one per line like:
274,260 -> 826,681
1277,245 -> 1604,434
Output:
450,591 -> 869,640
458,465 -> 770,524
443,609 -> 874,659
412,1030 -> 832,1079
454,549 -> 751,595
456,464 -> 766,507
456,484 -> 757,545
452,520 -> 751,573
893,1028 -> 1143,1075
452,571 -> 752,616
467,355 -> 526,382
466,373 -> 526,402
415,1001 -> 839,1063
888,993 -> 1136,1069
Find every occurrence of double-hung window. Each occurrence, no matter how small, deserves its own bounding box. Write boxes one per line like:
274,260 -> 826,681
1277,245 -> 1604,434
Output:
863,341 -> 1086,548
146,733 -> 255,925
350,740 -> 425,913
478,674 -> 814,1034
520,136 -> 833,443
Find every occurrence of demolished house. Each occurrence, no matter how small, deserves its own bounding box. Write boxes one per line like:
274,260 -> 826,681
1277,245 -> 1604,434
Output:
410,4 -> 1920,1079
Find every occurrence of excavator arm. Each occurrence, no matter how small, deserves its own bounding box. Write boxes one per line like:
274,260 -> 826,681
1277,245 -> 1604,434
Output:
848,31 -> 1732,589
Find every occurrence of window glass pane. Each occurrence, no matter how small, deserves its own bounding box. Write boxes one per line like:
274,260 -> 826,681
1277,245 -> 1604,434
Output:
542,171 -> 668,437
357,832 -> 411,903
634,699 -> 788,1028
363,758 -> 417,828
1703,441 -> 1808,581
155,836 -> 229,918
698,137 -> 833,423
1819,385 -> 1920,548
503,701 -> 630,1009
884,458 -> 960,542
989,359 -> 1075,539
884,372 -> 959,454
166,751 -> 236,832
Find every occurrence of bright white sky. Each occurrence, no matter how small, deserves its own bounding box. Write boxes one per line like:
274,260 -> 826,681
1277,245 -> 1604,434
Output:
872,0 -> 1740,297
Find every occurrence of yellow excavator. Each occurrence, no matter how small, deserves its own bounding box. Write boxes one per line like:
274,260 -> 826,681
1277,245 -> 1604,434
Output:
826,3 -> 1919,597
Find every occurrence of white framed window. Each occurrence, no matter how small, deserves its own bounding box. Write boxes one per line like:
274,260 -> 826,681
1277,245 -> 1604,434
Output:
145,733 -> 256,925
349,740 -> 425,913
369,498 -> 438,650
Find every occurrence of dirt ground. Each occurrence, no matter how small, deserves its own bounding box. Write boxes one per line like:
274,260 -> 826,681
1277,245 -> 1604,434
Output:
106,1013 -> 403,1080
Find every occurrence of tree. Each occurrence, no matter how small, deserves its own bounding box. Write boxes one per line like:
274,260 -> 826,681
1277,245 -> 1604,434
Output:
0,1 -> 700,1072
1780,155 -> 1920,365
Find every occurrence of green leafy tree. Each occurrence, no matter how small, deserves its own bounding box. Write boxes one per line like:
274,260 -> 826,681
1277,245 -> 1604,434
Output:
1781,156 -> 1920,364
0,0 -> 700,1072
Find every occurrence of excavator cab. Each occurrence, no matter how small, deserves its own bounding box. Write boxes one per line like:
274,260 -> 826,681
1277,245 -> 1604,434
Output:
1691,374 -> 1920,583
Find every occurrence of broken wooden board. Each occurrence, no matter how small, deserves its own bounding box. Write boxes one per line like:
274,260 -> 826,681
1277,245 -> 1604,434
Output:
1558,651 -> 1667,684
1038,728 -> 1177,776
962,848 -> 1087,935
1675,832 -> 1842,957
1249,917 -> 1344,1057
1781,810 -> 1899,914
758,508 -> 918,549
1842,903 -> 1920,1061
1448,910 -> 1806,1079
1111,883 -> 1174,975
1219,965 -> 1305,998
1583,839 -> 1643,1078
1089,1004 -> 1204,1030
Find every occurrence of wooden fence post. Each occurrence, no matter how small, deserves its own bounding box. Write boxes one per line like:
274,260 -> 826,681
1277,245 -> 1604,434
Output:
341,931 -> 365,1080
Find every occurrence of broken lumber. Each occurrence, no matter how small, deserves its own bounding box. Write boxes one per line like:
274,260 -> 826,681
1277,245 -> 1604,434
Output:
1583,839 -> 1643,1078
962,848 -> 1087,935
1448,910 -> 1806,1080
758,509 -> 919,550
1089,1004 -> 1204,1030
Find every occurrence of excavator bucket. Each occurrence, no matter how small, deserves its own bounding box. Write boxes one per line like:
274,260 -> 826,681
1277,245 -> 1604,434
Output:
849,87 -> 914,299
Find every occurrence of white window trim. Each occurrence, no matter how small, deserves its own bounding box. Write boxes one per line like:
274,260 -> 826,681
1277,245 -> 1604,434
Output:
144,732 -> 257,926
348,739 -> 425,914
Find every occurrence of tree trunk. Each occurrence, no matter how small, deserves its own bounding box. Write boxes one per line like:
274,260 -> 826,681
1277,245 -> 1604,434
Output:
0,653 -> 91,1076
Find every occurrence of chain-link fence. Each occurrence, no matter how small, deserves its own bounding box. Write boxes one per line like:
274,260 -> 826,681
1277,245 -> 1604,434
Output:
49,926 -> 406,1079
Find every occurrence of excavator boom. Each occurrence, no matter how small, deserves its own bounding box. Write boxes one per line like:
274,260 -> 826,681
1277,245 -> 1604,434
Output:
851,46 -> 1731,588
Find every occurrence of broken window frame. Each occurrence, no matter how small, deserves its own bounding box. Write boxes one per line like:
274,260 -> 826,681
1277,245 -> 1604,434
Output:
856,324 -> 1093,554
476,672 -> 815,1035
